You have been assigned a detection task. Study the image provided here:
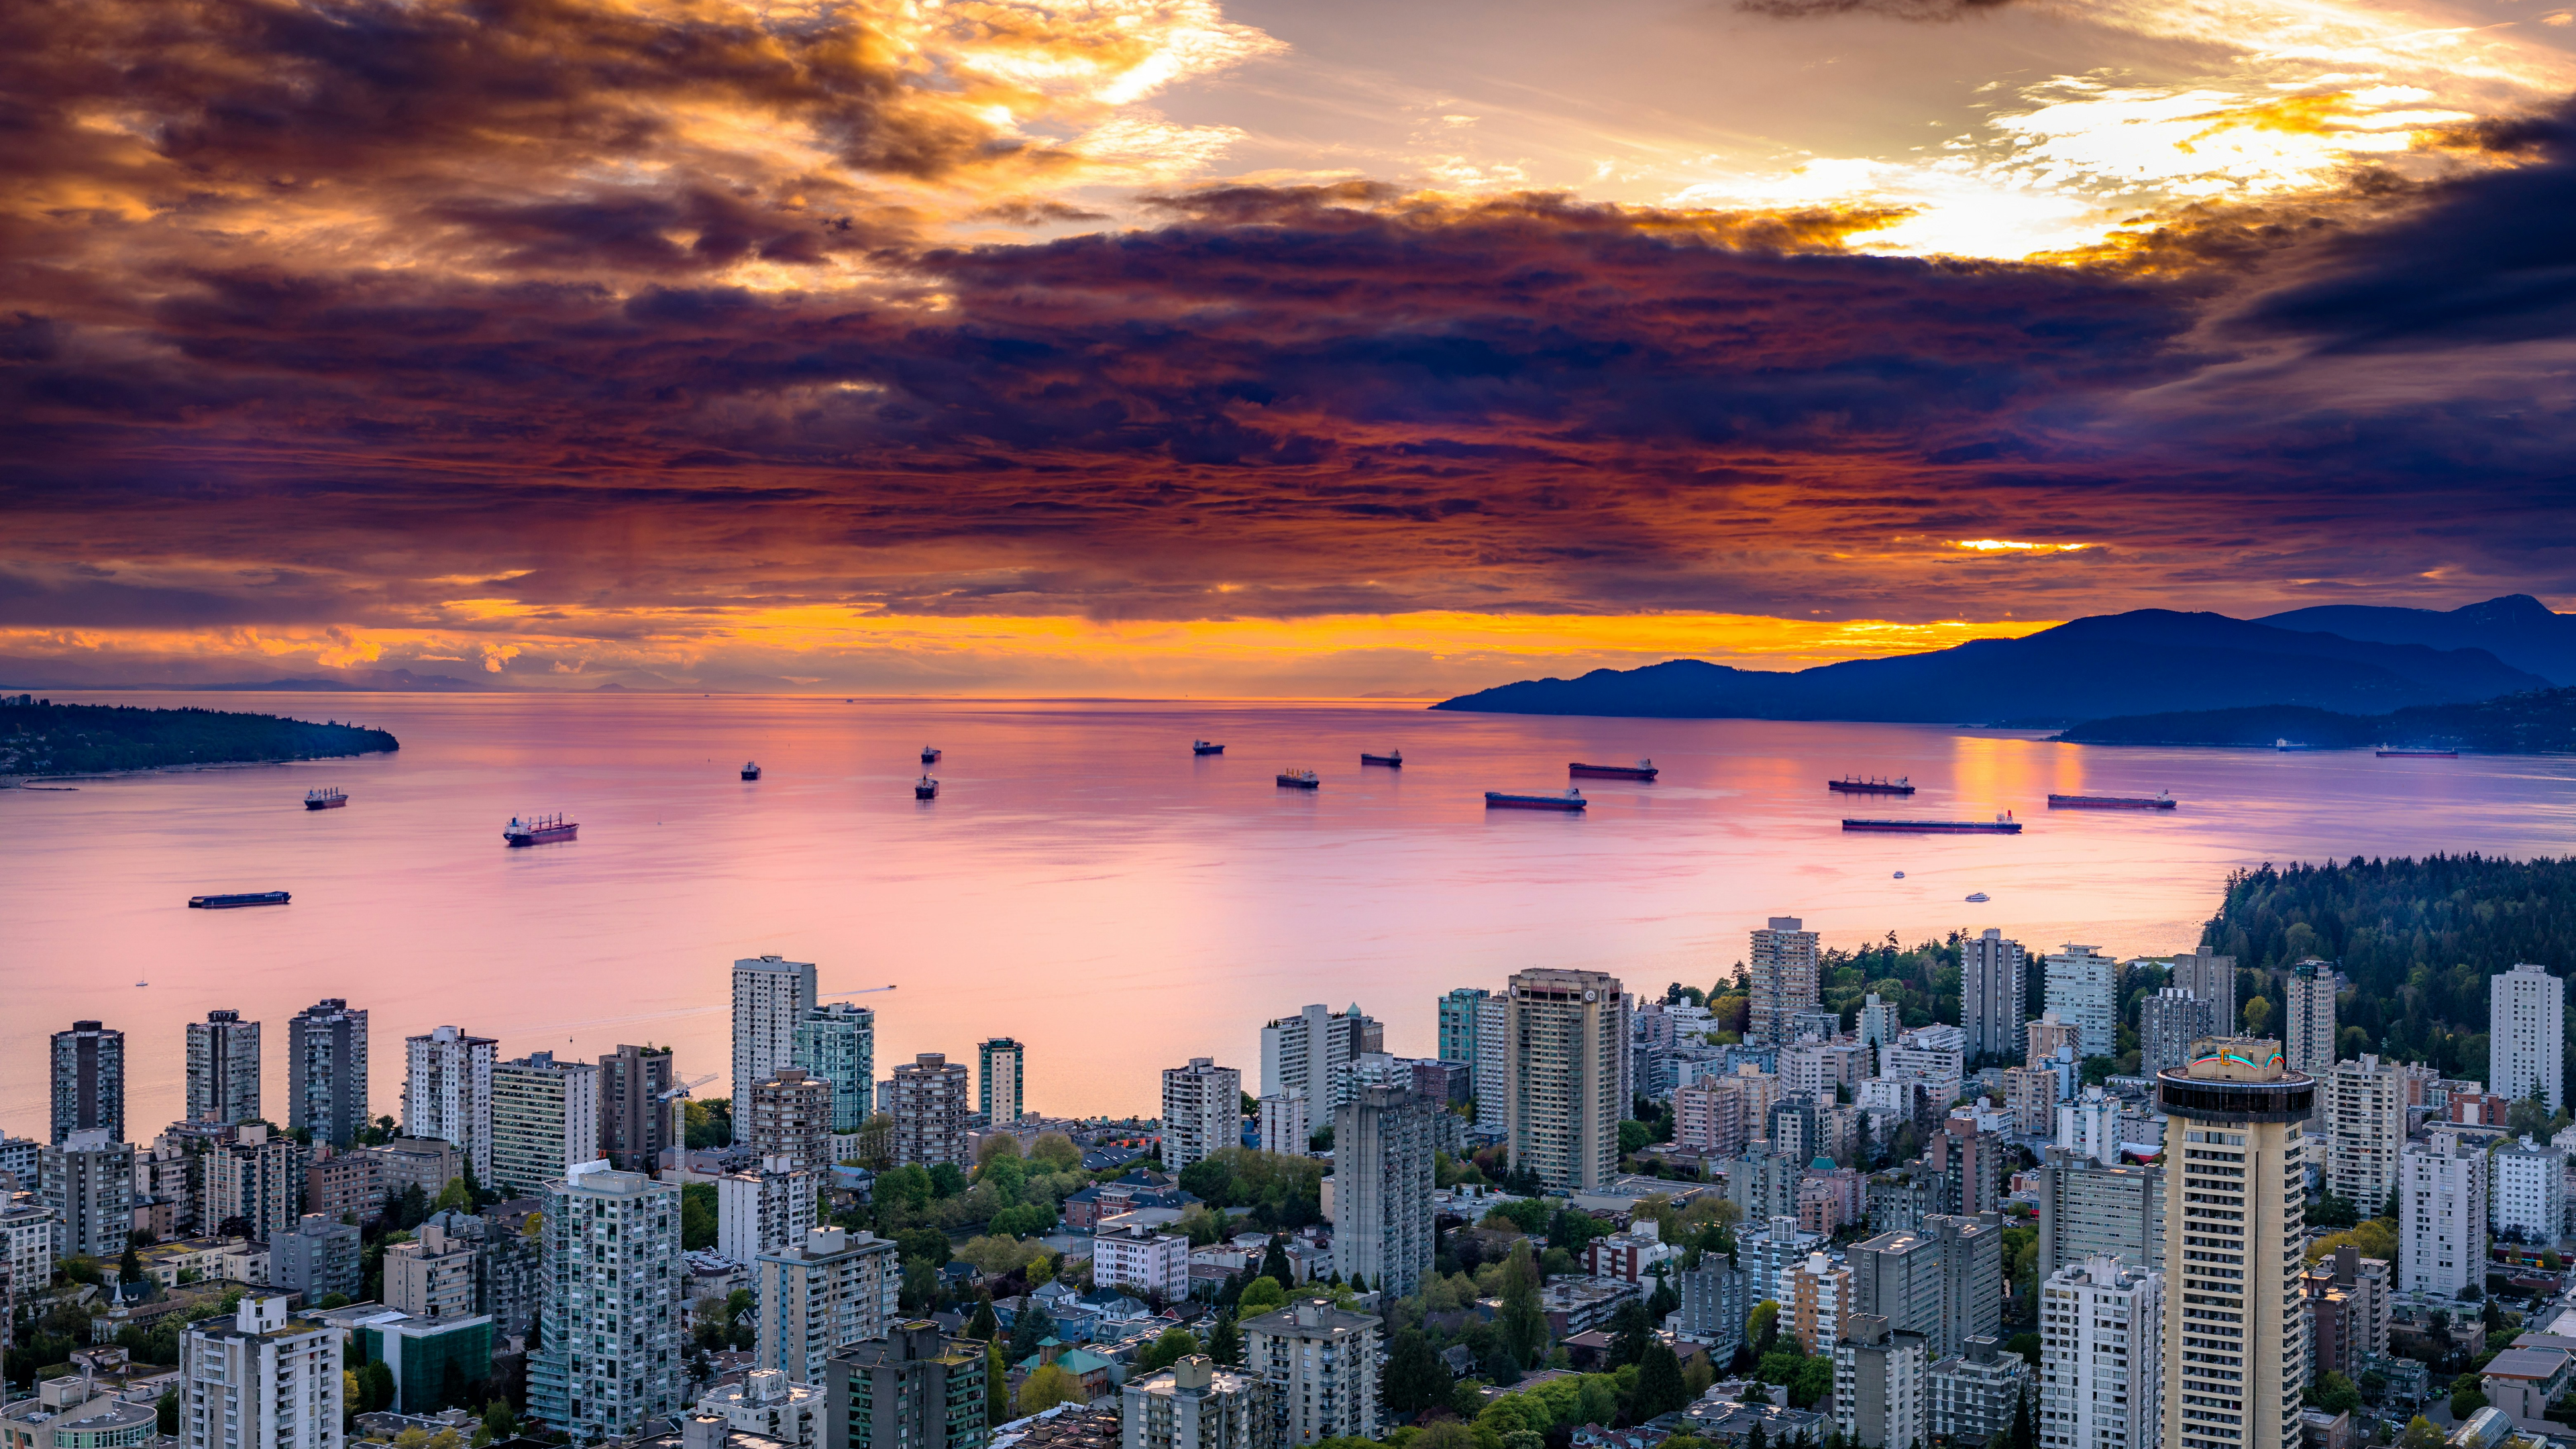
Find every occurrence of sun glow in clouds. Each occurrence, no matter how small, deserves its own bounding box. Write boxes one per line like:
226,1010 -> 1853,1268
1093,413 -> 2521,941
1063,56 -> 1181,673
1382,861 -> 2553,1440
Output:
1954,539 -> 2092,553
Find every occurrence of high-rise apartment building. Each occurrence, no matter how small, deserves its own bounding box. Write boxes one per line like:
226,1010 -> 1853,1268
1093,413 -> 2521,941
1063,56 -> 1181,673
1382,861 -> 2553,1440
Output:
1258,1089 -> 1309,1156
2041,947 -> 2115,1059
1125,1356 -> 1265,1449
529,1163 -> 685,1439
976,1039 -> 1023,1126
1438,988 -> 1492,1097
205,1122 -> 303,1242
2491,962 -> 2566,1110
749,1069 -> 833,1171
1680,1258 -> 1750,1359
755,1226 -> 900,1387
1833,1314 -> 1929,1449
1930,1337 -> 2033,1446
1160,1058 -> 1242,1172
2037,1155 -> 2163,1277
186,1012 -> 262,1126
1849,1228 -> 1944,1348
2494,1138 -> 2565,1242
1475,1001 -> 1507,1134
2322,1055 -> 2406,1216
402,1026 -> 498,1182
1791,1251 -> 1851,1352
1859,994 -> 1903,1065
2168,953 -> 2237,1032
272,1213 -> 362,1303
720,1158 -> 819,1267
1501,967 -> 1629,1192
1928,1124 -> 2006,1218
490,1052 -> 602,1197
1749,918 -> 1821,1047
1675,1066 -> 1777,1160
597,1043 -> 676,1173
734,955 -> 820,1145
2157,1038 -> 2311,1449
1260,1004 -> 1383,1110
1244,1299 -> 1383,1444
2284,960 -> 2338,1081
288,1000 -> 369,1149
890,1054 -> 969,1168
180,1296 -> 342,1449
2139,989 -> 2216,1077
384,1220 -> 479,1320
1332,1083 -> 1436,1295
2400,1129 -> 2488,1295
825,1322 -> 989,1449
50,1020 -> 123,1144
40,1129 -> 134,1259
1961,930 -> 2028,1066
1930,1214 -> 2005,1355
2041,1258 -> 2161,1449
2027,1014 -> 2081,1069
796,1006 -> 876,1135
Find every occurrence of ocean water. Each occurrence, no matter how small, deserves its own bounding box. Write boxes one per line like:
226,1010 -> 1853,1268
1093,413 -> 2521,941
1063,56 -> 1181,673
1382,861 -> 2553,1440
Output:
7,691 -> 2575,1136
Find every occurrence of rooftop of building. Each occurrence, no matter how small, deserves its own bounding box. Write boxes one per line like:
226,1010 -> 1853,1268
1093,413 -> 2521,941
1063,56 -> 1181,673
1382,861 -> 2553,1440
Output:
2479,1348 -> 2573,1382
990,1403 -> 1120,1449
1240,1299 -> 1381,1336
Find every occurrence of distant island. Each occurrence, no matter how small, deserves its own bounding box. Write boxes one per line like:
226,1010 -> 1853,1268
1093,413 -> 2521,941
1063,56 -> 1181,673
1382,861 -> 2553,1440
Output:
1432,605 -> 2549,724
0,700 -> 400,777
2057,686 -> 2576,752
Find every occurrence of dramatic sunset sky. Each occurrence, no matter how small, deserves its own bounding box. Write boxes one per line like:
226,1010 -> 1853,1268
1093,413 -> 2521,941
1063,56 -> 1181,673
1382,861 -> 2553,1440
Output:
8,0 -> 2576,694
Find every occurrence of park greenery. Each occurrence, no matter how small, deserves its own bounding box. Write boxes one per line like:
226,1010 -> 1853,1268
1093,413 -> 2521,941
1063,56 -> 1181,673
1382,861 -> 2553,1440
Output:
0,701 -> 397,775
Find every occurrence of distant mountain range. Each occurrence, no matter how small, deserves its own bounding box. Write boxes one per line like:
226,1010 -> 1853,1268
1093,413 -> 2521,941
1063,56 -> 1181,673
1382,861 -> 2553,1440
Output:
2258,595 -> 2576,686
2057,686 -> 2576,752
1432,600 -> 2564,726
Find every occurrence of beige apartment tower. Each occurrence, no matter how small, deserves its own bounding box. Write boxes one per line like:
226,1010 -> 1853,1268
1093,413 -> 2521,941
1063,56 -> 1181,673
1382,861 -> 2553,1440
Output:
1749,919 -> 1821,1046
2159,1038 -> 2311,1449
2322,1055 -> 2406,1215
1503,968 -> 1629,1191
2284,961 -> 2337,1079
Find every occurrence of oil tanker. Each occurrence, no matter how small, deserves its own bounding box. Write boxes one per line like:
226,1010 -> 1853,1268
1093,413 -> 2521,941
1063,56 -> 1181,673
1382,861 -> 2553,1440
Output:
2047,792 -> 2176,810
1828,776 -> 1913,794
504,814 -> 578,847
189,891 -> 290,909
1843,813 -> 2021,834
303,787 -> 347,810
1361,750 -> 1403,767
1277,768 -> 1319,790
1570,760 -> 1656,780
1488,788 -> 1587,811
2377,748 -> 2457,758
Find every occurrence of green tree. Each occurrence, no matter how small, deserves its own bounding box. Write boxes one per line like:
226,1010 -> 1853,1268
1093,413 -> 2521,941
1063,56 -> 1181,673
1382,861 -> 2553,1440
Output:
156,1391 -> 178,1436
929,1162 -> 969,1198
2450,1381 -> 2487,1422
1499,1244 -> 1549,1368
2312,1374 -> 2361,1415
1208,1311 -> 1243,1365
987,1341 -> 1010,1426
1260,1235 -> 1295,1289
1138,1327 -> 1200,1374
967,1297 -> 999,1342
481,1403 -> 515,1442
1015,1363 -> 1085,1417
1029,1133 -> 1081,1173
2398,1419 -> 2445,1449
1605,1300 -> 1654,1368
1010,1303 -> 1057,1360
1383,1328 -> 1453,1418
1634,1343 -> 1690,1421
680,1183 -> 718,1250
1238,1277 -> 1288,1317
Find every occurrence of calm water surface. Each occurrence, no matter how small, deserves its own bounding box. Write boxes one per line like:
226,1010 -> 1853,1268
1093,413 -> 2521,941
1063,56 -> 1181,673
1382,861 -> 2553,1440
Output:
7,692 -> 2576,1135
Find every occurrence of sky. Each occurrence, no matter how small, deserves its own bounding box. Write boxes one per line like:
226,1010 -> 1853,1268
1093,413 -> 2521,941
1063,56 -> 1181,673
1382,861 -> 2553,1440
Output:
8,0 -> 2576,694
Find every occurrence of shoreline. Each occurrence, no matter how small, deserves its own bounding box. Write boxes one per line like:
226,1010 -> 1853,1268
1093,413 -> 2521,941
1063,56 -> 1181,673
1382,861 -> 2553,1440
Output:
1,749 -> 394,790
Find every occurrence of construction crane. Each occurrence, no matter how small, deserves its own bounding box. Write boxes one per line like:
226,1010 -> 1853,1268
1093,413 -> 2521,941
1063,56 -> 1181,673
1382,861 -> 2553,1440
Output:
658,1071 -> 717,1105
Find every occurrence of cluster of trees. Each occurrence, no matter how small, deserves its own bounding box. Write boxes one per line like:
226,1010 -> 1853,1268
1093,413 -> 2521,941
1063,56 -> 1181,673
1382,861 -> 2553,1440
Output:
2202,854 -> 2576,1090
0,702 -> 398,774
1175,1148 -> 1328,1234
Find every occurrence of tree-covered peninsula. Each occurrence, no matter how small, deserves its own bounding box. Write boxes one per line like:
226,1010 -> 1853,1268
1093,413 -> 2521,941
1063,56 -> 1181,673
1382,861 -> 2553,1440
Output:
0,700 -> 398,776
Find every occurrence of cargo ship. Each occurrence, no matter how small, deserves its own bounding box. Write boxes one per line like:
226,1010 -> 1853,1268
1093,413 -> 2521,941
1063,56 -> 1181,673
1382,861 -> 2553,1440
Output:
1829,776 -> 1913,794
1277,768 -> 1319,790
2047,792 -> 2176,810
921,747 -> 941,764
2377,747 -> 2458,758
1193,740 -> 1225,755
189,891 -> 290,909
303,787 -> 346,810
1361,750 -> 1403,767
741,761 -> 761,780
1488,788 -> 1587,811
504,814 -> 578,847
1569,760 -> 1657,780
1842,813 -> 2021,834
915,775 -> 938,800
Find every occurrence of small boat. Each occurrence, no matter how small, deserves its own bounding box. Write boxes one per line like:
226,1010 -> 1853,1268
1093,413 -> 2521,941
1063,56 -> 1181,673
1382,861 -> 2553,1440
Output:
1361,750 -> 1403,767
741,761 -> 761,780
2047,792 -> 2176,810
1277,768 -> 1320,790
1570,759 -> 1657,780
2377,747 -> 2457,758
189,891 -> 291,909
2275,739 -> 2304,751
1487,788 -> 1587,811
1193,740 -> 1225,755
1828,776 -> 1914,794
303,787 -> 347,810
504,814 -> 578,847
135,981 -> 146,987
921,747 -> 941,764
915,775 -> 938,800
1893,871 -> 1904,879
1966,892 -> 1990,903
1842,813 -> 2021,835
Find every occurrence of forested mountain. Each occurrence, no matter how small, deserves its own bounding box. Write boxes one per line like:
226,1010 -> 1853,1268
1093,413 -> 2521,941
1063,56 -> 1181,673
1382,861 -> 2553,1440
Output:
2057,685 -> 2576,751
2261,595 -> 2576,686
0,702 -> 398,775
2198,855 -> 2576,1095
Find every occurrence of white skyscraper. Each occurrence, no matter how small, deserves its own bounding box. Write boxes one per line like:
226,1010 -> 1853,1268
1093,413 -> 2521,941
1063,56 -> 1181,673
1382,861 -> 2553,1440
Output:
733,955 -> 819,1145
490,1051 -> 602,1197
1260,1004 -> 1381,1110
2400,1129 -> 2488,1297
2493,1137 -> 2565,1244
402,1026 -> 498,1182
1750,918 -> 1821,1047
2491,962 -> 2566,1111
529,1162 -> 686,1438
181,1296 -> 342,1449
2039,1258 -> 2161,1449
752,1226 -> 899,1387
2041,946 -> 2116,1060
1258,1089 -> 1310,1156
1960,930 -> 2027,1067
2322,1055 -> 2406,1216
1161,1058 -> 1240,1171
2284,960 -> 2337,1079
720,1157 -> 820,1267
